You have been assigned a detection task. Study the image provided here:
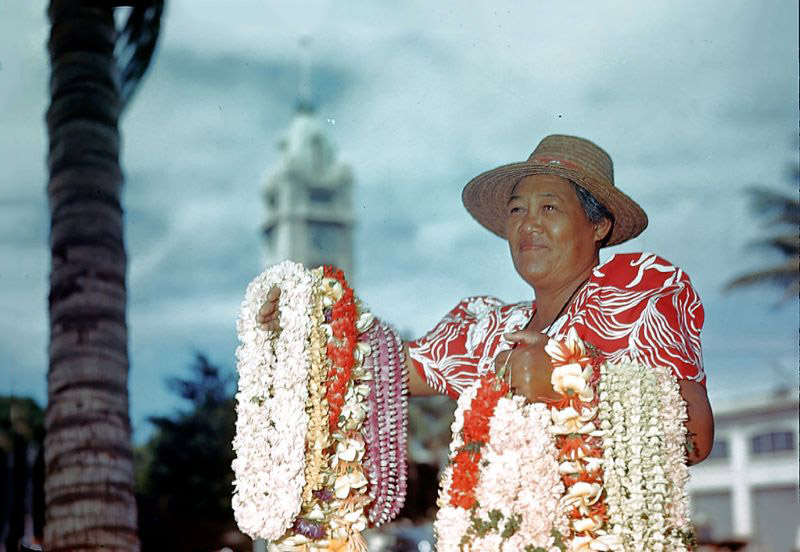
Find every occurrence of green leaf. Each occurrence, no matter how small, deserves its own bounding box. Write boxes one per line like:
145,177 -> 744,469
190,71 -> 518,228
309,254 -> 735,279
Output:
551,528 -> 567,551
501,513 -> 521,538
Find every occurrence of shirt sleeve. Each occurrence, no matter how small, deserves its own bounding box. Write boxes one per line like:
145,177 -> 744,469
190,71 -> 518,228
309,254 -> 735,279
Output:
407,296 -> 507,398
569,252 -> 706,385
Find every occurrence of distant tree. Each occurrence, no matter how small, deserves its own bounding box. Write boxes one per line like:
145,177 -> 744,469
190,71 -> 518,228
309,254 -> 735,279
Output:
727,165 -> 800,300
0,397 -> 45,551
45,2 -> 163,550
135,354 -> 249,552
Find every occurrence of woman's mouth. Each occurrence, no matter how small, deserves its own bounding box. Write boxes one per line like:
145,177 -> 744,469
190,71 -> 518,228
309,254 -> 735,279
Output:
518,237 -> 547,252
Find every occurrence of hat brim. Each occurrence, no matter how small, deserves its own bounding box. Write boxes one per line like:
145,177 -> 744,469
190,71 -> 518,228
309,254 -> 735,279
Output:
462,162 -> 648,247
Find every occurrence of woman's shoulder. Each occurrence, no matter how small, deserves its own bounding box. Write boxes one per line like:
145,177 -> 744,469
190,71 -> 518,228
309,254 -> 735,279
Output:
591,251 -> 696,292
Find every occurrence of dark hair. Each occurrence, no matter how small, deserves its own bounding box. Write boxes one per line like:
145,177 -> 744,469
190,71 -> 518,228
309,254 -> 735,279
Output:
571,182 -> 614,247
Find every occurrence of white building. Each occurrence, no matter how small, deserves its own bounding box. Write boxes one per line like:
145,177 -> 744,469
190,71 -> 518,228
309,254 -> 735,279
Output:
688,389 -> 799,552
262,104 -> 355,279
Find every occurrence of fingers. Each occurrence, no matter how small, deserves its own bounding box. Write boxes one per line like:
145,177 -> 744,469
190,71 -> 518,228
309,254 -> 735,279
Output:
494,348 -> 512,369
256,286 -> 281,330
503,328 -> 547,347
258,287 -> 280,316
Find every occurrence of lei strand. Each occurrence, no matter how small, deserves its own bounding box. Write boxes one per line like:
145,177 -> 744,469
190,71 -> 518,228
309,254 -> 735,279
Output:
624,363 -> 646,540
301,268 -> 332,503
596,358 -> 694,551
323,266 -> 358,433
656,365 -> 693,550
232,260 -> 314,540
362,321 -> 409,525
449,374 -> 508,509
433,382 -> 479,551
545,328 -> 617,551
641,364 -> 666,546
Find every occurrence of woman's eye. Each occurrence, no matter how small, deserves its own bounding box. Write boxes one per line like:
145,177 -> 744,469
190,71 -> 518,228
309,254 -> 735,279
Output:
543,204 -> 556,212
509,206 -> 523,214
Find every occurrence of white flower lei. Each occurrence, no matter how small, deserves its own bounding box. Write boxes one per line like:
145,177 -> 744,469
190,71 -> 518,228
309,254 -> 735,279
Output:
597,359 -> 692,551
232,260 -> 314,540
655,364 -> 692,548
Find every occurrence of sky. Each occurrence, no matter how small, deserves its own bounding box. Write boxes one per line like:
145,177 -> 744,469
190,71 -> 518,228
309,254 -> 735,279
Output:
1,0 -> 798,443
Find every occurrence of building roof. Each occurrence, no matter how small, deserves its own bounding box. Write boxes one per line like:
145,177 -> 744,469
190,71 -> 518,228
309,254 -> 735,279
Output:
710,389 -> 798,420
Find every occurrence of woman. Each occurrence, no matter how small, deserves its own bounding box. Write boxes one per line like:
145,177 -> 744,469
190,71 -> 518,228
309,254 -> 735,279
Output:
258,134 -> 714,464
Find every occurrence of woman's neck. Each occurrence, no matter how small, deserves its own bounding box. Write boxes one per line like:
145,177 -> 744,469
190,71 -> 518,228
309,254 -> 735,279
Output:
530,261 -> 597,332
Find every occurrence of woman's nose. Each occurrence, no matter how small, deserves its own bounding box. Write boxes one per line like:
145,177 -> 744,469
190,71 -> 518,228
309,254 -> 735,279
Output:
520,210 -> 541,234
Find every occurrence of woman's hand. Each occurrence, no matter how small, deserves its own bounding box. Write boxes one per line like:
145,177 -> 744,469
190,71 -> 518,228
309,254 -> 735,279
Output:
495,328 -> 561,403
256,286 -> 282,331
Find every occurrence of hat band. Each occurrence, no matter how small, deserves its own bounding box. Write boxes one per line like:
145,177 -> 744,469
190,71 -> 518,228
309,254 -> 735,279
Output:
531,156 -> 582,172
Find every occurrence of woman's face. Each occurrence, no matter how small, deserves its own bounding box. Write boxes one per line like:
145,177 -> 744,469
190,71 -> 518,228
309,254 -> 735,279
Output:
505,174 -> 609,290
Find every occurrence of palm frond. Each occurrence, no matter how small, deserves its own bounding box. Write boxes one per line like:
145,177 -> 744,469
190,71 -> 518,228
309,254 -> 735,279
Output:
747,234 -> 800,257
115,0 -> 164,109
745,186 -> 800,224
726,259 -> 799,292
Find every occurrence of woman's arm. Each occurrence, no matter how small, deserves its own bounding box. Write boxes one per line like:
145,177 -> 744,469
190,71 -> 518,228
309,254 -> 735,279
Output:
258,289 -> 439,396
679,379 -> 714,465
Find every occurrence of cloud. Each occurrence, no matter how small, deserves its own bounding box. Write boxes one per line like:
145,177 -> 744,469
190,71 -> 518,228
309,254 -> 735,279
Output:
0,0 -> 797,433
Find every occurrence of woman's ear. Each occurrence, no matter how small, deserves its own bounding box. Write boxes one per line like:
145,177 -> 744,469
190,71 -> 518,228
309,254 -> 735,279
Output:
593,217 -> 613,243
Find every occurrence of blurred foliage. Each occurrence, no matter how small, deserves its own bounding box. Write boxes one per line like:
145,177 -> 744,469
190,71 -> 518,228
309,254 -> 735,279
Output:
0,396 -> 45,550
727,163 -> 800,300
0,397 -> 44,452
135,354 -> 250,552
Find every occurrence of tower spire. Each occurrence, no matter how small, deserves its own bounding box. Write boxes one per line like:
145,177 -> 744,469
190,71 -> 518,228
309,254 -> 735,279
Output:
297,35 -> 313,112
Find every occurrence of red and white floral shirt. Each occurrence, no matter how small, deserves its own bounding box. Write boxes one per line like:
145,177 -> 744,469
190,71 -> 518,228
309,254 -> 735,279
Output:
408,252 -> 705,399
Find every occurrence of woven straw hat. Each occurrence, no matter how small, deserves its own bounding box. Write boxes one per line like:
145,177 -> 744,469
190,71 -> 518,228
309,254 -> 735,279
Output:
462,135 -> 648,246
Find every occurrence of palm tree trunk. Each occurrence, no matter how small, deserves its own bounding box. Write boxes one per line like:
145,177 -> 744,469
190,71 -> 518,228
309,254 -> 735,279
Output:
44,2 -> 139,550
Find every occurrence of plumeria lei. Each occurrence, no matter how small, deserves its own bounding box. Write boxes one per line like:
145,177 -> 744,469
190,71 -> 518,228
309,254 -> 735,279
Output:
544,329 -> 618,551
233,262 -> 386,551
435,327 -> 695,552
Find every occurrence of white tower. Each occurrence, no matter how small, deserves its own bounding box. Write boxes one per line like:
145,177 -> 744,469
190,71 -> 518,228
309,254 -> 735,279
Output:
262,105 -> 355,280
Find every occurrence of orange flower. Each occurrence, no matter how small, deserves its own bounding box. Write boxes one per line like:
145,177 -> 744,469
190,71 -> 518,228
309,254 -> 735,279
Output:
448,375 -> 508,509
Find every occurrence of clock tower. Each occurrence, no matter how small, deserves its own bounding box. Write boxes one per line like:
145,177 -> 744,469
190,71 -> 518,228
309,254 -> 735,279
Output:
262,105 -> 355,280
